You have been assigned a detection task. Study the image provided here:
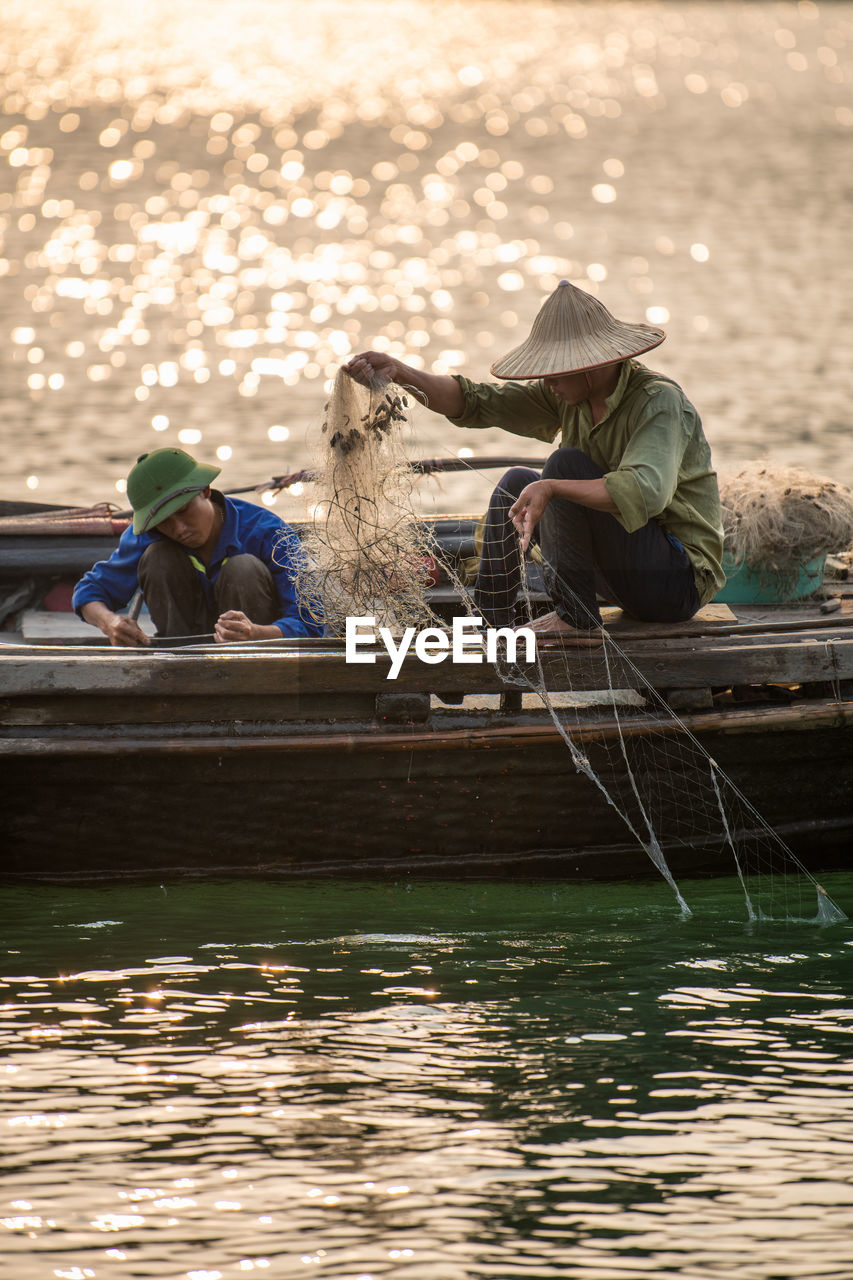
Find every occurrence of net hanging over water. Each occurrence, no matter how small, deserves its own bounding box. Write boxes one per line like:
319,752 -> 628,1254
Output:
291,372 -> 846,924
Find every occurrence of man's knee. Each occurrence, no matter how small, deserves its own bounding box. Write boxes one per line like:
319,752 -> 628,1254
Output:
137,540 -> 208,635
541,448 -> 603,482
217,554 -> 272,592
138,539 -> 194,585
216,555 -> 278,623
495,466 -> 540,503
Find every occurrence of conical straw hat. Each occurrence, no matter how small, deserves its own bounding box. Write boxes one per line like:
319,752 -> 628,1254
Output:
490,280 -> 665,380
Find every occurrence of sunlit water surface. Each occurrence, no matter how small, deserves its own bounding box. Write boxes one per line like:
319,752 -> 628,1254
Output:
1,0 -> 852,517
2,876 -> 853,1279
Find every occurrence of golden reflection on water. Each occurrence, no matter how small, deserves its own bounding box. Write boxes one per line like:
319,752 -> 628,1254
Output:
1,0 -> 852,511
2,876 -> 853,1278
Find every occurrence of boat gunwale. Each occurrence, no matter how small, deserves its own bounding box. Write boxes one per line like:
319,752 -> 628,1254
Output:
1,628 -> 851,699
0,697 -> 849,755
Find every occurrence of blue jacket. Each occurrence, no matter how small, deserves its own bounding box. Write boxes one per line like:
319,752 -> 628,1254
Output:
72,492 -> 323,638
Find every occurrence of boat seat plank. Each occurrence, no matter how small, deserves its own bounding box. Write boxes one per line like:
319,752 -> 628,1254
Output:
601,602 -> 736,633
11,598 -> 849,649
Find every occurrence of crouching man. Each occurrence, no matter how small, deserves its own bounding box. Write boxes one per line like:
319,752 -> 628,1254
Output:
73,447 -> 322,645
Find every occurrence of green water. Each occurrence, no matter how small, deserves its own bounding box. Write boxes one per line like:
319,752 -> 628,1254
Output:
2,876 -> 852,1279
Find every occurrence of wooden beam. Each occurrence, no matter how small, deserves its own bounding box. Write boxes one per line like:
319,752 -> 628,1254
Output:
1,631 -> 851,698
0,692 -> 377,727
0,699 -> 849,756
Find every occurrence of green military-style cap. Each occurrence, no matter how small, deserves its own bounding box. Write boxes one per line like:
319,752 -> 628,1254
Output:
127,448 -> 221,534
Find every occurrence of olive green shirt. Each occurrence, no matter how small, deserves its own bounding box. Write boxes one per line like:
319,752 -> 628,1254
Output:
450,360 -> 725,604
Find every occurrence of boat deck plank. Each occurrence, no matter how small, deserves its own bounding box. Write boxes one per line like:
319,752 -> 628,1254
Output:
0,628 -> 851,708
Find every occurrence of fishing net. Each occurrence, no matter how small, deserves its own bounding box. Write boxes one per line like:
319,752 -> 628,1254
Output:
502,566 -> 845,924
721,463 -> 853,586
290,368 -> 437,635
290,371 -> 846,924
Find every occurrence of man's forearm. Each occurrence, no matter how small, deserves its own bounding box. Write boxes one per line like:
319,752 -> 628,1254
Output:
547,477 -> 620,515
344,352 -> 465,418
391,362 -> 465,417
80,600 -> 116,632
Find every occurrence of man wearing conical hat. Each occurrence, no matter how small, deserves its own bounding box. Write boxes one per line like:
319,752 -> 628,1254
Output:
72,447 -> 323,645
346,280 -> 724,633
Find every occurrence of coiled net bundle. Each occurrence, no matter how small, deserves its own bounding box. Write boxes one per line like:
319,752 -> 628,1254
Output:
720,463 -> 853,574
291,368 -> 439,636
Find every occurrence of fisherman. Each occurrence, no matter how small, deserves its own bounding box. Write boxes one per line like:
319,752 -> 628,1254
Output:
73,447 -> 323,645
345,279 -> 725,633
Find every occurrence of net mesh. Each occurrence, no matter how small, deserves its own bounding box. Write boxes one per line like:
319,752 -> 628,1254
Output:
291,368 -> 437,635
503,555 -> 844,922
289,371 -> 846,923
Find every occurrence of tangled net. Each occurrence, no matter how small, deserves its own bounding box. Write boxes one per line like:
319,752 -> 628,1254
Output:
720,463 -> 853,580
291,369 -> 439,635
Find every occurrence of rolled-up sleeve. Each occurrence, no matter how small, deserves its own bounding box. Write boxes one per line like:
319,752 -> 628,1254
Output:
603,388 -> 688,533
448,376 -> 560,443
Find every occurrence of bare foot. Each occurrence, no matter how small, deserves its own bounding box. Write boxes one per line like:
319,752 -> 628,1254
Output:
526,610 -> 573,634
522,610 -> 603,645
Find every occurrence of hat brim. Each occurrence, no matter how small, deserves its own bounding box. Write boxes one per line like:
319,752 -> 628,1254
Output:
490,328 -> 666,380
132,462 -> 221,533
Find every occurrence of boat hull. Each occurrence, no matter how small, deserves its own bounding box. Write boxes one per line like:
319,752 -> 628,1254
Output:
1,705 -> 849,882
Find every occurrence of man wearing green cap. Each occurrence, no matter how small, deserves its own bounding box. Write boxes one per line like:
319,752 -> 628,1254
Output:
72,448 -> 322,645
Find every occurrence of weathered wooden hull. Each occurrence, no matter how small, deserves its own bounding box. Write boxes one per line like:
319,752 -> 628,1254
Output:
0,648 -> 850,882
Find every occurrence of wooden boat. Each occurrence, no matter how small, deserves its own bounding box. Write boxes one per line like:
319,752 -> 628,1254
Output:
0,497 -> 851,883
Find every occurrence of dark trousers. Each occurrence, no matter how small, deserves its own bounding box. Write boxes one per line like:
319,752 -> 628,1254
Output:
473,448 -> 700,629
138,541 -> 280,637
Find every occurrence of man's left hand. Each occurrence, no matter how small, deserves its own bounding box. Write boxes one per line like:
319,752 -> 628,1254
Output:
214,610 -> 257,643
509,480 -> 554,552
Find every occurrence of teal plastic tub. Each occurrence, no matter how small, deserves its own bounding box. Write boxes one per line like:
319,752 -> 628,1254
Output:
715,552 -> 825,604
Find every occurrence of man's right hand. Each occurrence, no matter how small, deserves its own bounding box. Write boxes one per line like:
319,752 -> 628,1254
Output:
81,600 -> 150,647
343,351 -> 400,386
104,615 -> 150,647
341,352 -> 465,418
